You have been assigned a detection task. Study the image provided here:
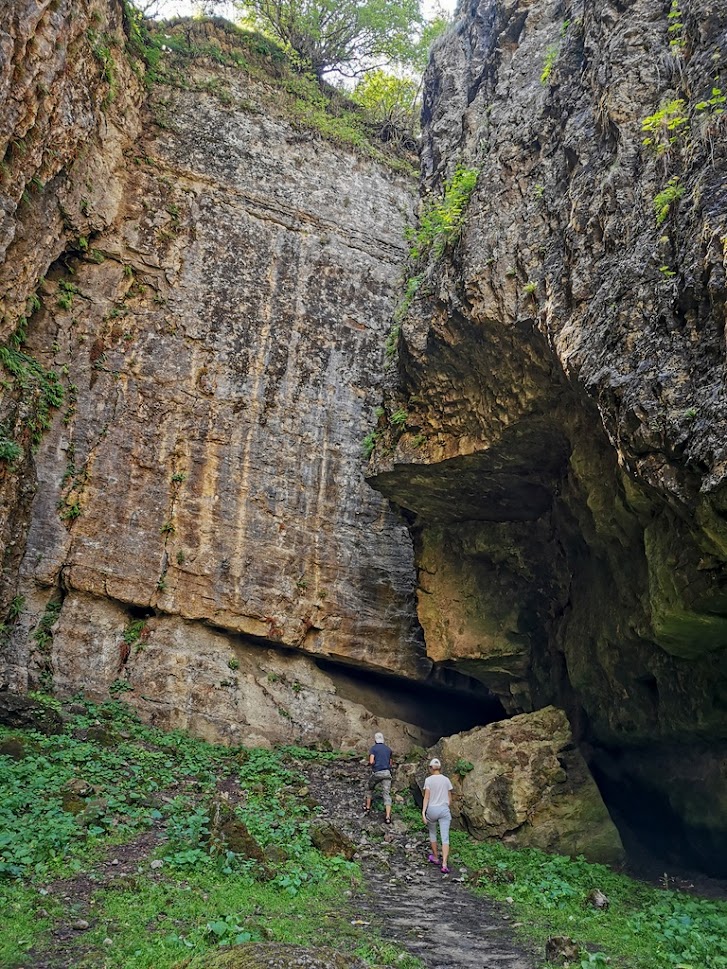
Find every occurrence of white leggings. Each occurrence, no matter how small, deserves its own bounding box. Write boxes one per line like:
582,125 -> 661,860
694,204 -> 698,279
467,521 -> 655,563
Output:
426,805 -> 451,845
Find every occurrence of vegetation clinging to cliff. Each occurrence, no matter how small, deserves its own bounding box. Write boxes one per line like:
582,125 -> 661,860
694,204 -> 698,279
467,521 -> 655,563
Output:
122,5 -> 419,174
405,165 -> 479,261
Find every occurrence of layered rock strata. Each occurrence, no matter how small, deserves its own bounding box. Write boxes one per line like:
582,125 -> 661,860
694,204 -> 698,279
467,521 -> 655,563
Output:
369,0 -> 727,872
0,7 -> 440,746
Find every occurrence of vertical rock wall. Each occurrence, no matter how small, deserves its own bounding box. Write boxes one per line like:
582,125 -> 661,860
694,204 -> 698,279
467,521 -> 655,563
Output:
369,0 -> 727,872
0,6 -> 442,746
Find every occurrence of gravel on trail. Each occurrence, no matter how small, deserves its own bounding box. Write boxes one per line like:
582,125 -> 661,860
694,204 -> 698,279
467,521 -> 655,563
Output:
303,758 -> 537,969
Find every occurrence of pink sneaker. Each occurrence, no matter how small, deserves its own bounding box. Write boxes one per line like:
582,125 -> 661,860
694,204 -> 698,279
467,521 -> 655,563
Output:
440,865 -> 450,874
428,853 -> 439,865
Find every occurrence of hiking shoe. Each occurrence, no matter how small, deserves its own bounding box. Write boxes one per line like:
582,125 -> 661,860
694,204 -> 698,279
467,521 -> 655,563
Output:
384,816 -> 392,824
440,865 -> 450,874
428,854 -> 439,865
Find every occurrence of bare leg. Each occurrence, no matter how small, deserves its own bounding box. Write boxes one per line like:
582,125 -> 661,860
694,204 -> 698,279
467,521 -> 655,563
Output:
429,839 -> 439,862
442,843 -> 449,868
385,803 -> 391,820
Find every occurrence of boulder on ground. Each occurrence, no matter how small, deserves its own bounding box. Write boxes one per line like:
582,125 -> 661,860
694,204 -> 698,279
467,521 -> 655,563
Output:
0,691 -> 63,735
180,942 -> 368,968
434,706 -> 625,865
0,736 -> 30,759
208,797 -> 272,877
309,821 -> 356,860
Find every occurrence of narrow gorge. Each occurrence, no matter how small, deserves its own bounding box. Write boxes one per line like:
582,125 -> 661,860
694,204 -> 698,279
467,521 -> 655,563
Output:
1,0 -> 726,884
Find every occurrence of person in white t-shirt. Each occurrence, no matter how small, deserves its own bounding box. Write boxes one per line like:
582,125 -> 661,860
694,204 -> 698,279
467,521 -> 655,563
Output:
421,758 -> 454,873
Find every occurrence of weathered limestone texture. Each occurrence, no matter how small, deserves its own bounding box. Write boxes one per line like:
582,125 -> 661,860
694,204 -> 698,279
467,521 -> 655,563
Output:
49,592 -> 436,750
434,707 -> 625,866
369,0 -> 727,871
0,10 -> 432,744
0,0 -> 142,623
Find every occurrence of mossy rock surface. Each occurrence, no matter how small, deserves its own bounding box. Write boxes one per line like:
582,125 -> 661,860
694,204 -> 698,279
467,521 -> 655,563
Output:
0,691 -> 62,735
0,736 -> 31,759
182,941 -> 369,968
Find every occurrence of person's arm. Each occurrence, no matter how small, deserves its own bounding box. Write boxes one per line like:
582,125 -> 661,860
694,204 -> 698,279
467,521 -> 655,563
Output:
422,787 -> 430,821
368,753 -> 375,766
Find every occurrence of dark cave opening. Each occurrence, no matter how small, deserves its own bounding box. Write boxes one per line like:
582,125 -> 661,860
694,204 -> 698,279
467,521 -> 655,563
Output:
313,657 -> 507,739
590,748 -> 727,882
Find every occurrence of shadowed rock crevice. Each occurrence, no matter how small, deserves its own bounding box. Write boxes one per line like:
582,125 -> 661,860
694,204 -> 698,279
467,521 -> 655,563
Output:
368,0 -> 727,874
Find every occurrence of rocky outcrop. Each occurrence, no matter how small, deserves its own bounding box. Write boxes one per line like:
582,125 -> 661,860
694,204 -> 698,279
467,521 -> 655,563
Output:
0,0 -> 142,631
369,0 -> 727,872
0,6 -> 463,748
434,707 -> 624,865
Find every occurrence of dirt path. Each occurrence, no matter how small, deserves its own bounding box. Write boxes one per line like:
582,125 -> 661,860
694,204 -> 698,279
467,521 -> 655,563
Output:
303,759 -> 537,969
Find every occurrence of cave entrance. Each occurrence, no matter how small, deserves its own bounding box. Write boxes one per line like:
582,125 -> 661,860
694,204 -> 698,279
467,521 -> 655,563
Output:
314,658 -> 507,739
590,747 -> 727,881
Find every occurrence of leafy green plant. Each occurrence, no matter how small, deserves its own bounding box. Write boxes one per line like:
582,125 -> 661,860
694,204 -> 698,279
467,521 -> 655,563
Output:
7,596 -> 24,621
56,279 -> 79,311
667,0 -> 685,51
33,598 -> 62,652
695,83 -> 726,114
393,274 -> 422,326
541,44 -> 559,84
653,177 -> 685,225
454,758 -> 474,776
389,408 -> 408,426
641,100 -> 689,153
0,438 -> 22,463
406,166 -> 479,262
362,430 -> 378,459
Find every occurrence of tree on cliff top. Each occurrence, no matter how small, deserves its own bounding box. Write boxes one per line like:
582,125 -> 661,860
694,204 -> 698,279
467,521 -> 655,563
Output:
235,0 -> 424,78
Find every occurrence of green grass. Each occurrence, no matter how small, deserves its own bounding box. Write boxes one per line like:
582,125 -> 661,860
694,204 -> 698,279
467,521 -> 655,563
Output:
0,697 -> 398,968
447,830 -> 727,969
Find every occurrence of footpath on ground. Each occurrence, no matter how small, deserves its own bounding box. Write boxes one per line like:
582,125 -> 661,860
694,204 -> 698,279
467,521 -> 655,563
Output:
304,758 -> 535,969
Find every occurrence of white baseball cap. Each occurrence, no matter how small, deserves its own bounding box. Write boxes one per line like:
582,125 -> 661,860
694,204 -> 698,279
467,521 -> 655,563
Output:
429,758 -> 441,768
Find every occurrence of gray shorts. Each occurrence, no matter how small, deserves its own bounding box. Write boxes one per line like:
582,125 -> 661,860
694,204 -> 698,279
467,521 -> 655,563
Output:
425,804 -> 451,845
367,769 -> 392,806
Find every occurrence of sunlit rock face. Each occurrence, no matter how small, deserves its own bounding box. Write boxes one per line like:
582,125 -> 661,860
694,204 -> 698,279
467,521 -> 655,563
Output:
0,8 -> 433,744
369,0 -> 727,872
435,707 -> 625,866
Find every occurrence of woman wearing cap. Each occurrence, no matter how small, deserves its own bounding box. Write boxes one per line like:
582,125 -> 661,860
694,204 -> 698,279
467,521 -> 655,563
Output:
422,758 -> 453,873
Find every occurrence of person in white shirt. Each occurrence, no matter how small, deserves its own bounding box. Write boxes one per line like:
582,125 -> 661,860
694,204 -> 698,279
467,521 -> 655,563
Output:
421,757 -> 453,873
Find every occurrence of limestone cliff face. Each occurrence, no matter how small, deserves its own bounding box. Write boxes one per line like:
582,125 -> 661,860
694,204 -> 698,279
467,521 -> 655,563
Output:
369,0 -> 727,871
0,5 -> 439,746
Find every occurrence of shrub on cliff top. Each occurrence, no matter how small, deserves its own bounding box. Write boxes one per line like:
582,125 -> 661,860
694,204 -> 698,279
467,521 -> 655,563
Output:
235,0 -> 424,79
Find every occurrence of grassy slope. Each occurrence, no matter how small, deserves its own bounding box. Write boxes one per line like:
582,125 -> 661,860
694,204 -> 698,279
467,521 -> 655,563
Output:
0,697 -> 420,968
124,9 -> 417,177
3,697 -> 727,969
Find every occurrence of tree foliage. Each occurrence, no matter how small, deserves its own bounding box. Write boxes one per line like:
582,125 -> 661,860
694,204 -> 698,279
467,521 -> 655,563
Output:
352,69 -> 419,135
235,0 -> 424,78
